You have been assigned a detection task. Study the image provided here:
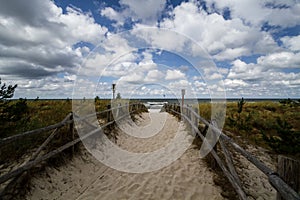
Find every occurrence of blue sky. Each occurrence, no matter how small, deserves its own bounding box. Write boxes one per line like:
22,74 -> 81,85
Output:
0,0 -> 299,99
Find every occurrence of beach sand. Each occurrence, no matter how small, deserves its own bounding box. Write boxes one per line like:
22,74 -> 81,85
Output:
25,111 -> 277,200
26,112 -> 225,200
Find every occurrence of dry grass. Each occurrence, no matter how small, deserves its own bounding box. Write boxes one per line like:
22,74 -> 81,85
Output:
198,100 -> 300,156
0,99 -> 111,164
0,99 -> 147,163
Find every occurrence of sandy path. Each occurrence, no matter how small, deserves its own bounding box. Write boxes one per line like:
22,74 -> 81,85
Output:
26,112 -> 224,200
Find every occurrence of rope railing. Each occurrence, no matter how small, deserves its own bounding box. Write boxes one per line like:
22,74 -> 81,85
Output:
166,104 -> 300,200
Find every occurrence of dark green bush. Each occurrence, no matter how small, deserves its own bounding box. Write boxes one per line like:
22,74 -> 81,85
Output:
262,118 -> 300,154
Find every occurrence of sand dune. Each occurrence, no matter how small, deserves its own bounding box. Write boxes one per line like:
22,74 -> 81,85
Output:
26,112 -> 225,200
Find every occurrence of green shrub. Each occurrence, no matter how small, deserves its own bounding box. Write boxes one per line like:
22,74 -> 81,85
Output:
262,118 -> 300,154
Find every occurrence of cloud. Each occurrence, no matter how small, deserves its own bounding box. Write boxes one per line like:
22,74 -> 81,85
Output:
159,1 -> 279,61
101,7 -> 125,26
205,0 -> 300,28
64,74 -> 76,82
0,0 -> 107,80
132,24 -> 188,53
227,59 -> 265,81
69,33 -> 137,77
0,0 -> 60,27
224,56 -> 300,97
265,3 -> 300,28
224,79 -> 248,88
257,52 -> 300,69
145,69 -> 164,82
168,79 -> 190,88
11,76 -> 93,99
120,0 -> 166,23
118,72 -> 145,84
214,47 -> 250,61
207,73 -> 224,80
1,0 -> 299,99
281,35 -> 300,51
165,69 -> 185,80
101,0 -> 167,25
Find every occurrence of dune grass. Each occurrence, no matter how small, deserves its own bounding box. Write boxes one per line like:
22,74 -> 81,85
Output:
0,99 -> 111,164
0,99 -> 148,164
199,100 -> 300,156
1,99 -> 299,163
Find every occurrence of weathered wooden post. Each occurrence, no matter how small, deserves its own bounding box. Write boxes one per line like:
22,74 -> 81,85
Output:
116,103 -> 120,119
181,89 -> 185,120
194,107 -> 199,129
107,104 -> 111,123
277,156 -> 300,200
191,107 -> 199,136
187,105 -> 191,120
69,113 -> 74,155
112,83 -> 116,100
204,121 -> 218,170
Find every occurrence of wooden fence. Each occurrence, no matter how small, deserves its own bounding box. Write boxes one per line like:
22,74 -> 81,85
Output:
0,102 -> 146,198
165,103 -> 300,200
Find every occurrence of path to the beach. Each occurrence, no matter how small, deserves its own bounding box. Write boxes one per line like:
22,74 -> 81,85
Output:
26,111 -> 225,200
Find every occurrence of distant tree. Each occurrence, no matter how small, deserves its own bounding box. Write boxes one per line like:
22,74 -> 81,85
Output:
237,97 -> 245,114
95,96 -> 100,102
0,78 -> 17,117
227,97 -> 251,135
237,97 -> 246,125
8,98 -> 28,121
0,78 -> 17,101
116,93 -> 121,99
0,78 -> 28,126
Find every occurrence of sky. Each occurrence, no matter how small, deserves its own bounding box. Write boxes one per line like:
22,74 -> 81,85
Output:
0,0 -> 299,99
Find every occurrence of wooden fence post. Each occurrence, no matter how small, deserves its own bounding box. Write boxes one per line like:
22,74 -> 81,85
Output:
192,107 -> 199,136
107,104 -> 111,123
177,104 -> 181,119
125,103 -> 128,114
204,121 -> 218,170
116,103 -> 120,119
277,156 -> 300,200
187,105 -> 191,120
69,113 -> 74,155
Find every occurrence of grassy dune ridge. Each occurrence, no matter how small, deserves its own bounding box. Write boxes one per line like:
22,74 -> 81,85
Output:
199,100 -> 300,156
0,99 -> 110,164
0,99 -> 299,164
0,99 -> 148,164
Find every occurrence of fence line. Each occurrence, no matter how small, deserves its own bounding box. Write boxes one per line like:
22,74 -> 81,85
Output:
0,103 -> 141,146
0,103 -> 146,197
165,104 -> 300,200
169,107 -> 247,200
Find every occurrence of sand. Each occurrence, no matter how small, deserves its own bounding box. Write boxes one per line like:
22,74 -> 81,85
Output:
232,144 -> 277,200
25,111 -> 277,200
26,111 -> 224,200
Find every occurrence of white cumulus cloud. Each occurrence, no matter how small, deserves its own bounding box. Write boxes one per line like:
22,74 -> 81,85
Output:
165,69 -> 185,80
